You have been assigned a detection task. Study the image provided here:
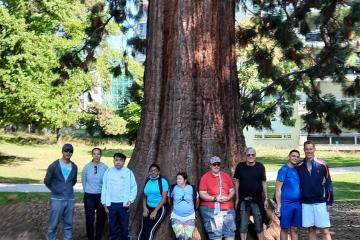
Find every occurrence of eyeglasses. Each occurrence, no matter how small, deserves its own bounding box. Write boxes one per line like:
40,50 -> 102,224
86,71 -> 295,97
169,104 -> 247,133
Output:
211,163 -> 221,167
94,165 -> 98,174
149,169 -> 159,173
246,154 -> 255,157
63,149 -> 73,153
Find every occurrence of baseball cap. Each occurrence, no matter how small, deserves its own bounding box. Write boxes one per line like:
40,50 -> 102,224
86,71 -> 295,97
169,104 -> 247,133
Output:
209,156 -> 221,164
62,143 -> 74,152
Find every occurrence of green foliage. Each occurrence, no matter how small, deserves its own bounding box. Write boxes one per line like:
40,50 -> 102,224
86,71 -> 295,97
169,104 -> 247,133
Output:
0,0 -> 93,130
237,0 -> 360,134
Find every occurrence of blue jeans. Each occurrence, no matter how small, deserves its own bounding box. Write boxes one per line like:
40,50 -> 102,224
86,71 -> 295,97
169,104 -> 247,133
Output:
47,198 -> 75,240
199,206 -> 236,240
108,202 -> 129,240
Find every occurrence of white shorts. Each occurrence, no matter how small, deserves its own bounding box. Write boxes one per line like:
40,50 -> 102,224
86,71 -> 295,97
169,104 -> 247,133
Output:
302,203 -> 331,228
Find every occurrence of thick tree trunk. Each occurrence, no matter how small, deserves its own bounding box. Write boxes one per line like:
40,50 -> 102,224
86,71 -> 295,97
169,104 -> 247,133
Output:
128,0 -> 244,239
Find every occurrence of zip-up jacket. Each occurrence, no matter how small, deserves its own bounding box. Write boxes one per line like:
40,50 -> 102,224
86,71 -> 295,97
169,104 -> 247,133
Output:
297,158 -> 333,206
44,159 -> 78,199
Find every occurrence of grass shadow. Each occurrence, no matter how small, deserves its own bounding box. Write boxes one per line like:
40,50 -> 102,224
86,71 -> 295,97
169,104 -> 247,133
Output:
0,134 -> 56,146
0,176 -> 40,184
0,153 -> 32,166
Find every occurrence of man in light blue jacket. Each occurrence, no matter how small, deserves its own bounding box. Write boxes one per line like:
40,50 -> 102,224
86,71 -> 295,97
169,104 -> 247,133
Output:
101,152 -> 137,240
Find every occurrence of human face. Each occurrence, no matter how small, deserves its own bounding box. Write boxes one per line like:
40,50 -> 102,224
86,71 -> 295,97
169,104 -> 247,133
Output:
304,143 -> 315,160
62,149 -> 73,162
210,162 -> 221,174
149,166 -> 160,178
245,151 -> 256,165
288,152 -> 300,167
113,156 -> 125,169
92,149 -> 101,163
176,175 -> 186,187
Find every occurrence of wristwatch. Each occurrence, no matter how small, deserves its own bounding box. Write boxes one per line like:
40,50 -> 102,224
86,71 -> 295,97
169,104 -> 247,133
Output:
213,197 -> 217,202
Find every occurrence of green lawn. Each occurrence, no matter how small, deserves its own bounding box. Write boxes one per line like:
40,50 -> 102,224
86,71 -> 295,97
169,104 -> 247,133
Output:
268,173 -> 360,204
0,192 -> 84,206
255,147 -> 360,172
0,133 -> 133,183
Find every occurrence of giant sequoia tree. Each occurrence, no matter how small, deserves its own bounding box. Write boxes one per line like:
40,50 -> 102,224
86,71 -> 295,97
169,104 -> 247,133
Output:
127,1 -> 244,238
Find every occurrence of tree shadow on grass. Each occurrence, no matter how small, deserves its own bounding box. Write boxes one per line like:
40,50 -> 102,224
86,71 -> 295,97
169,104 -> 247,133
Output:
0,176 -> 40,184
0,134 -> 56,146
0,153 -> 32,166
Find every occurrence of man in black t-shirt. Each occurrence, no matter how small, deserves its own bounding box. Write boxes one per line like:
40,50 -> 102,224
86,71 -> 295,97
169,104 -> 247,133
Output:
234,147 -> 268,240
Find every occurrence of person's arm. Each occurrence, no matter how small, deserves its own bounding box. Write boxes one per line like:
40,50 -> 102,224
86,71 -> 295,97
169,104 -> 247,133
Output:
275,180 -> 283,214
126,171 -> 138,207
101,169 -> 109,209
81,165 -> 87,191
142,195 -> 149,216
150,190 -> 168,220
234,179 -> 239,207
323,163 -> 334,210
199,190 -> 217,202
73,164 -> 78,186
262,180 -> 269,209
44,162 -> 54,190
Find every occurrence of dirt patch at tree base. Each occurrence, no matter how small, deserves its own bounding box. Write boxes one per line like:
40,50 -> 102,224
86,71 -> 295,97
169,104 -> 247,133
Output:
0,202 -> 359,239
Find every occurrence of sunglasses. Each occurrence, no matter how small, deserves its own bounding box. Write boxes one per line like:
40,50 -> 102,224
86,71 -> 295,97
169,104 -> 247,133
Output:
211,163 -> 221,167
94,165 -> 97,174
246,154 -> 255,157
63,149 -> 73,153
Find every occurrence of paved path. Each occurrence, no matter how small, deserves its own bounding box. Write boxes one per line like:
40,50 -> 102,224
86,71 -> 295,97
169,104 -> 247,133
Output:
0,166 -> 359,192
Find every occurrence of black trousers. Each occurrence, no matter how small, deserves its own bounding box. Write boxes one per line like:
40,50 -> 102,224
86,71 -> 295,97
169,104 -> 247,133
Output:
84,193 -> 106,240
138,205 -> 167,240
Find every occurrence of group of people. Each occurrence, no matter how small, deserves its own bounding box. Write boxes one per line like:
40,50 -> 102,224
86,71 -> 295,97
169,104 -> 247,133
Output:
44,140 -> 333,240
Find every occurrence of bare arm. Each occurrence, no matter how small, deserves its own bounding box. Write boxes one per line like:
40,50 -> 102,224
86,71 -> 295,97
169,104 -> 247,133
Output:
149,191 -> 167,219
234,179 -> 239,207
199,190 -> 216,202
262,180 -> 269,208
275,180 -> 283,213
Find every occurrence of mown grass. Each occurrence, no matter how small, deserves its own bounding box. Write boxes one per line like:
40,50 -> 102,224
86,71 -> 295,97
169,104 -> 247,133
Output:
0,192 -> 84,206
0,133 -> 133,183
255,147 -> 360,172
268,173 -> 360,204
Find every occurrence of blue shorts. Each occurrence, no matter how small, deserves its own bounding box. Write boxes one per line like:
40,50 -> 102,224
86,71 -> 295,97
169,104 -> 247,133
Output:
280,202 -> 302,229
199,206 -> 236,239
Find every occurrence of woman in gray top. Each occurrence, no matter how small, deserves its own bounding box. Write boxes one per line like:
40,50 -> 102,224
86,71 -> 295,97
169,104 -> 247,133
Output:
82,148 -> 108,240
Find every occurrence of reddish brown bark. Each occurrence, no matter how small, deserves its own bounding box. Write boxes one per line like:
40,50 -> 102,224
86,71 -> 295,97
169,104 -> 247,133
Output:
128,0 -> 245,239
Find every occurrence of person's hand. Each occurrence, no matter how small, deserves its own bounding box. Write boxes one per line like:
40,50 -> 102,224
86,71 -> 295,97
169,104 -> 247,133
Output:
124,201 -> 131,208
150,209 -> 158,220
217,196 -> 228,202
264,198 -> 269,209
327,205 -> 332,212
275,204 -> 281,217
143,206 -> 149,217
103,205 -> 109,214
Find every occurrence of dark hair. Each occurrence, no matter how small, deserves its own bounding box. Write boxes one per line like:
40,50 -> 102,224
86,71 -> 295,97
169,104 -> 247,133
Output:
288,149 -> 300,156
149,163 -> 160,171
113,152 -> 126,160
91,147 -> 102,155
303,140 -> 315,147
176,172 -> 189,184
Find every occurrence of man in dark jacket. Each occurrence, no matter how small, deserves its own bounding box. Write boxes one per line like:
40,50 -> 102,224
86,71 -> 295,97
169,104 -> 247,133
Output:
298,140 -> 333,240
44,143 -> 78,240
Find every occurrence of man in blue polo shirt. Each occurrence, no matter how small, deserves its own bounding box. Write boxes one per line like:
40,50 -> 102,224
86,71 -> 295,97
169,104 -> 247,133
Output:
275,149 -> 301,240
298,141 -> 333,240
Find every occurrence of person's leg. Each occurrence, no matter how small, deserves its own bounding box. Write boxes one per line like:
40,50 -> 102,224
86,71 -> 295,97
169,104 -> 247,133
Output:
148,206 -> 167,240
280,229 -> 288,240
199,206 -> 222,240
319,228 -> 332,240
84,193 -> 96,240
118,203 -> 130,240
137,215 -> 147,240
94,194 -> 106,240
239,201 -> 250,240
63,199 -> 75,240
182,219 -> 196,240
250,202 -> 264,240
108,203 -> 120,240
289,227 -> 298,240
222,209 -> 236,240
46,199 -> 64,240
313,203 -> 331,240
171,218 -> 183,239
308,227 -> 317,240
